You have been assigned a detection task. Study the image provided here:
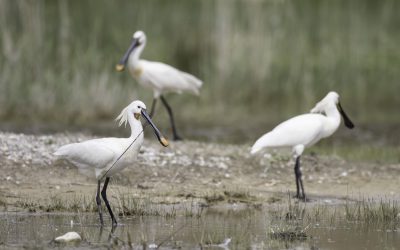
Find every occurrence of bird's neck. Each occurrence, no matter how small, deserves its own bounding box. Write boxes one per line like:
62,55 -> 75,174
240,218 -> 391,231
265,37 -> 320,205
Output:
324,104 -> 340,120
127,115 -> 143,138
128,46 -> 144,67
322,104 -> 341,137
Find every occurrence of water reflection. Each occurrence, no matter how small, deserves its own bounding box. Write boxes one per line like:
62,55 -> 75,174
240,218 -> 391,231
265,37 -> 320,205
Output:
0,208 -> 399,249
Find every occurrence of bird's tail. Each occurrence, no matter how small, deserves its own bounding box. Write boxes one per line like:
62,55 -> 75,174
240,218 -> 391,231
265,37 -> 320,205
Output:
181,71 -> 203,95
53,144 -> 72,157
250,142 -> 263,154
250,132 -> 274,154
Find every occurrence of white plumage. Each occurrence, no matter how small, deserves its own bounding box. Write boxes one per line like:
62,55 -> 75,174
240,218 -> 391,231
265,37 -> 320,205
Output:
54,137 -> 139,179
54,101 -> 145,179
132,60 -> 202,98
116,30 -> 203,140
251,91 -> 354,199
54,100 -> 168,226
251,114 -> 326,155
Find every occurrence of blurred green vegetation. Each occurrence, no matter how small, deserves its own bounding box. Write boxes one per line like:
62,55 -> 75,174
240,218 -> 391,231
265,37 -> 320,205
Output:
0,0 -> 399,143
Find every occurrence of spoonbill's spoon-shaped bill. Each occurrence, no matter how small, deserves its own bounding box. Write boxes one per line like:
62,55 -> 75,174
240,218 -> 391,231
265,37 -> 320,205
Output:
116,38 -> 139,72
141,108 -> 169,147
337,102 -> 354,129
251,91 -> 355,200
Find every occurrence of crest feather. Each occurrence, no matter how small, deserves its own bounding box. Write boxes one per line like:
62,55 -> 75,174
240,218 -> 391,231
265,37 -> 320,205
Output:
115,106 -> 129,127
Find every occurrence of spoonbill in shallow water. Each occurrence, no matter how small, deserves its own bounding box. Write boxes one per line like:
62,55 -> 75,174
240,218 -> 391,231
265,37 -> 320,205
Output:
54,100 -> 169,226
116,30 -> 203,140
251,91 -> 354,200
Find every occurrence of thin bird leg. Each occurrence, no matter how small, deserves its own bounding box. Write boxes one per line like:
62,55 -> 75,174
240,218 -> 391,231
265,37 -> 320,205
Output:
149,98 -> 157,118
295,156 -> 306,200
160,95 -> 182,140
101,177 -> 117,227
96,180 -> 104,225
294,158 -> 301,198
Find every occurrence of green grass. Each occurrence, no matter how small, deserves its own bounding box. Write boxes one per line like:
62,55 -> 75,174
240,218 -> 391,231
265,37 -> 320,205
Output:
203,189 -> 257,204
0,0 -> 399,129
14,193 -> 204,218
16,195 -> 96,213
344,198 -> 400,223
10,191 -> 400,249
14,190 -> 400,229
270,194 -> 400,228
269,225 -> 309,242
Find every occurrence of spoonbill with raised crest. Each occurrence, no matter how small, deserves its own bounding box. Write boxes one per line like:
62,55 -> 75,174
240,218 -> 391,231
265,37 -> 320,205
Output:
251,91 -> 354,200
54,100 -> 169,226
115,30 -> 203,141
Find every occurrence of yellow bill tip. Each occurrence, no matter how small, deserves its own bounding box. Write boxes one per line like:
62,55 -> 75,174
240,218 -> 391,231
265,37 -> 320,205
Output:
160,137 -> 169,147
115,64 -> 125,72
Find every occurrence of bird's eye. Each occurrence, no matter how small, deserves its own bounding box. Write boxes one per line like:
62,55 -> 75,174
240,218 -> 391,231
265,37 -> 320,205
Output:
137,106 -> 140,109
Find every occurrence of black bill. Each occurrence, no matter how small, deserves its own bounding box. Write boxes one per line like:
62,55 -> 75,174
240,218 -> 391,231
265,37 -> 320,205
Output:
115,38 -> 139,72
141,109 -> 169,147
338,102 -> 354,129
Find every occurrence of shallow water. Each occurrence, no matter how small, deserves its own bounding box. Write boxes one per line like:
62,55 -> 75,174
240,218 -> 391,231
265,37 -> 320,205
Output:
1,208 -> 400,249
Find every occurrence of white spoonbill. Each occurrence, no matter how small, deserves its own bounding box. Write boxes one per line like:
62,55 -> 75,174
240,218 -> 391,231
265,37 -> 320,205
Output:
54,100 -> 169,226
251,91 -> 354,200
115,30 -> 203,140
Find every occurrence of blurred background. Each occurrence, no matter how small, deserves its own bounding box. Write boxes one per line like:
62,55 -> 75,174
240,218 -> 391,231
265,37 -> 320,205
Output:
0,0 -> 399,160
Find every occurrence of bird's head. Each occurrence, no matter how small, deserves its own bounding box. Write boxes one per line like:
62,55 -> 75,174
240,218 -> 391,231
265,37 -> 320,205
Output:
310,91 -> 338,113
133,30 -> 146,45
116,30 -> 147,72
131,100 -> 147,120
326,91 -> 340,104
116,100 -> 169,147
310,91 -> 354,129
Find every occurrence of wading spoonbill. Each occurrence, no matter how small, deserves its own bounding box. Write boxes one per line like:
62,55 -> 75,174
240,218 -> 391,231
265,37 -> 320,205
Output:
116,30 -> 203,140
251,92 -> 354,200
54,100 -> 169,226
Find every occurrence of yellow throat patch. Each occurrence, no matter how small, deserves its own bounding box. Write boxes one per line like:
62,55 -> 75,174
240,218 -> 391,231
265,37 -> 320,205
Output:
133,67 -> 143,77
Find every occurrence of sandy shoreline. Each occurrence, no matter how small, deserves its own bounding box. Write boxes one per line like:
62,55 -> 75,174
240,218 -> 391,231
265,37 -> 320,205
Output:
1,132 -> 400,213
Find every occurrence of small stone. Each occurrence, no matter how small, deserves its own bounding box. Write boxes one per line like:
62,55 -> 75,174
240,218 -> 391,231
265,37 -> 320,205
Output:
218,238 -> 231,247
54,232 -> 81,243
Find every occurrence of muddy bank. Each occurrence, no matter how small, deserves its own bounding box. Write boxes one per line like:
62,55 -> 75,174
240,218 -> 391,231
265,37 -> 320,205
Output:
1,132 -> 400,212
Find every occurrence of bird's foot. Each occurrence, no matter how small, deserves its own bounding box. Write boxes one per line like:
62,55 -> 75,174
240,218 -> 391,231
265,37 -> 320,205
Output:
294,194 -> 310,202
112,219 -> 118,229
294,194 -> 311,202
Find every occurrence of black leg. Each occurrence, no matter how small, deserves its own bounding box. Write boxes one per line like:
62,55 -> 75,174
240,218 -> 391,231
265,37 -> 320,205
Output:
101,177 -> 117,227
294,156 -> 306,200
160,95 -> 182,140
96,180 -> 104,225
149,98 -> 157,118
294,158 -> 300,198
297,156 -> 306,201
